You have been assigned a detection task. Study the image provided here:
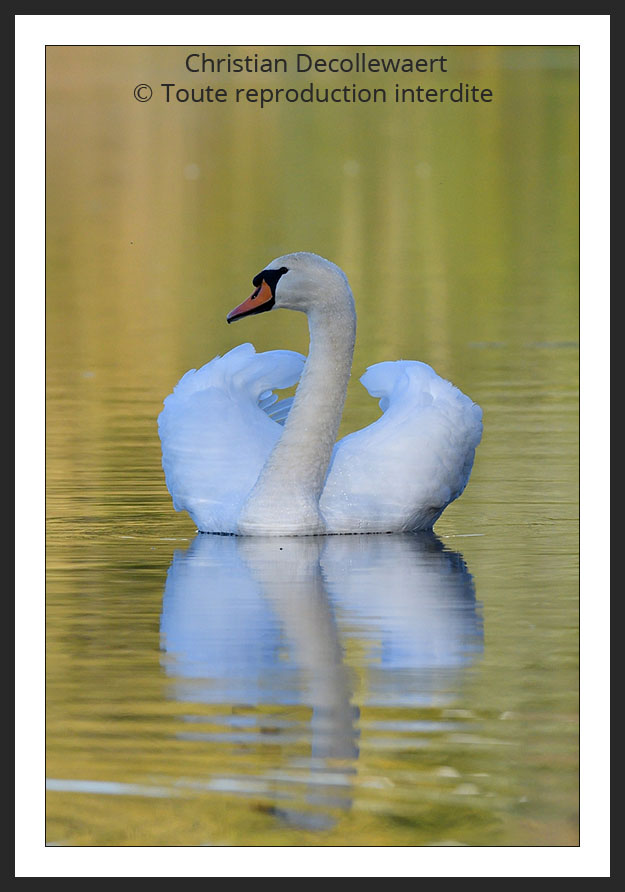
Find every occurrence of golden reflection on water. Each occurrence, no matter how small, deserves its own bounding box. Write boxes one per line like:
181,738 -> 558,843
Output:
46,45 -> 579,846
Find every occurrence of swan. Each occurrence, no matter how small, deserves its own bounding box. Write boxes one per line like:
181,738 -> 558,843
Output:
158,252 -> 482,536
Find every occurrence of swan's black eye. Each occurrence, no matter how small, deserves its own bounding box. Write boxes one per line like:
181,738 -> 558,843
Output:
252,266 -> 289,296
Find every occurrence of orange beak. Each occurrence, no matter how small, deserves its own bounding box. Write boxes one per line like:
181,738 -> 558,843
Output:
227,279 -> 274,323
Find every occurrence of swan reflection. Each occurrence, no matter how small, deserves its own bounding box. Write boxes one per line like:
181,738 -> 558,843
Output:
160,531 -> 482,826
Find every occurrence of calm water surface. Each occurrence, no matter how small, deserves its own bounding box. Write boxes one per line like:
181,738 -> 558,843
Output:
45,46 -> 579,848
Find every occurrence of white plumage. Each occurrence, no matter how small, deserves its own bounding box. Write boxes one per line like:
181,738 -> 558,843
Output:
158,252 -> 482,535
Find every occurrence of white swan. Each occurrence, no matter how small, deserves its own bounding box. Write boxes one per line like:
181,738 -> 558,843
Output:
158,252 -> 482,536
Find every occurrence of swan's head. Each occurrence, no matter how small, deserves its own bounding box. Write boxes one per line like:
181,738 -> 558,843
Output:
227,252 -> 353,323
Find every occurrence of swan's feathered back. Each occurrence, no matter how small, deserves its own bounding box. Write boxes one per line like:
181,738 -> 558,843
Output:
158,344 -> 304,533
320,360 -> 483,532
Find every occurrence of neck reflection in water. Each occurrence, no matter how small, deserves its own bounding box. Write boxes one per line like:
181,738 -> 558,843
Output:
160,531 -> 483,830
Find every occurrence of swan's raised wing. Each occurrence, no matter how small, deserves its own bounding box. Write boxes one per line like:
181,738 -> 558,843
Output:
320,360 -> 483,533
158,343 -> 304,533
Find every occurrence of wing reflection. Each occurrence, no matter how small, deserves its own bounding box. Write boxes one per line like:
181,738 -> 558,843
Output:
160,531 -> 482,827
321,533 -> 483,707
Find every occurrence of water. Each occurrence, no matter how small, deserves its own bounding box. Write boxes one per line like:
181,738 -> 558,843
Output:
43,45 -> 579,853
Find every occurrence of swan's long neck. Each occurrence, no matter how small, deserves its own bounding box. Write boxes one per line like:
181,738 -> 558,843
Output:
238,296 -> 356,535
281,302 -> 356,490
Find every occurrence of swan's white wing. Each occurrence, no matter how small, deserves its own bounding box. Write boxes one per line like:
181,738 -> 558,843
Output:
259,393 -> 295,426
320,360 -> 483,533
158,343 -> 305,532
